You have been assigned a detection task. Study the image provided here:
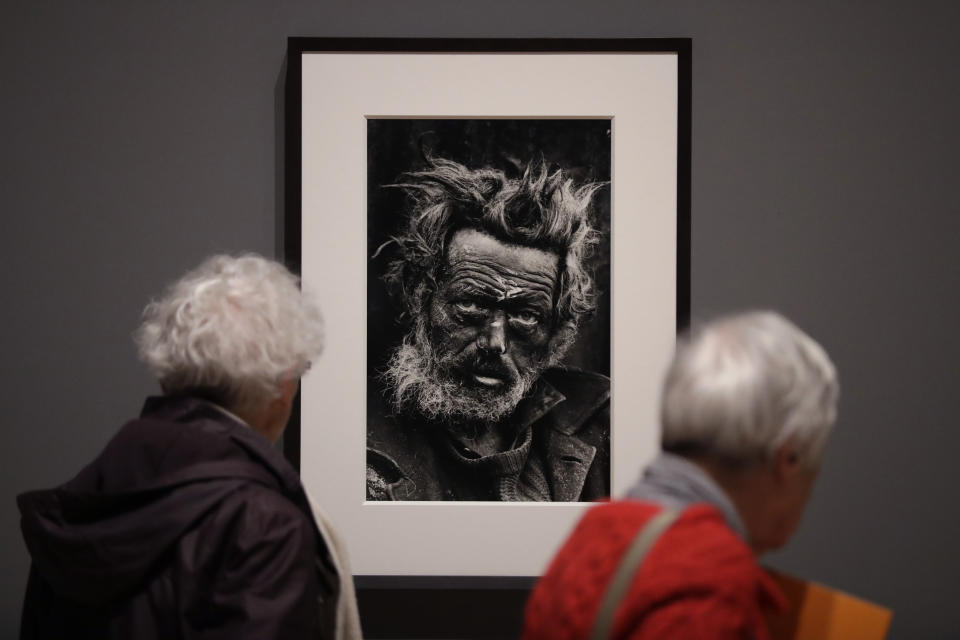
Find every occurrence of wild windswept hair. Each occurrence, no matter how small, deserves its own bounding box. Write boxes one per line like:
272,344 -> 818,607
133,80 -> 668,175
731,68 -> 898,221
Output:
661,311 -> 839,469
382,156 -> 605,338
134,254 -> 324,412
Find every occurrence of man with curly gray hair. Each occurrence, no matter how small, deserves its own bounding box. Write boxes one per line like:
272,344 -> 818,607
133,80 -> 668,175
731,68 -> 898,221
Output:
18,254 -> 361,639
367,156 -> 611,502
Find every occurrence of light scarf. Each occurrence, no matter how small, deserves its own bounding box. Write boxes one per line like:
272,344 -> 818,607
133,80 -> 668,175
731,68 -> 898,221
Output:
306,493 -> 363,640
626,452 -> 747,541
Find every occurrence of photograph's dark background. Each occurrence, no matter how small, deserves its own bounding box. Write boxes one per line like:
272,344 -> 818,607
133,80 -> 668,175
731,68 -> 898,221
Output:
3,3 -> 959,638
366,118 -> 611,379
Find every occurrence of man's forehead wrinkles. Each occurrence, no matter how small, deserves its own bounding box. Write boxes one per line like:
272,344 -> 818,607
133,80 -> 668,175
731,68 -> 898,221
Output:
448,281 -> 554,309
446,257 -> 557,287
446,268 -> 555,298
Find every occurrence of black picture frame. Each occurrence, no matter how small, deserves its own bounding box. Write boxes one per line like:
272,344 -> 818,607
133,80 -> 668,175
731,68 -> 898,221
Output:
283,37 -> 691,585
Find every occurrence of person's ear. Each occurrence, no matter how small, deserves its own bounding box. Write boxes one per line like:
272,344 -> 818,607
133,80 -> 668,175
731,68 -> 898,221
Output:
256,377 -> 300,443
773,439 -> 804,484
271,377 -> 299,411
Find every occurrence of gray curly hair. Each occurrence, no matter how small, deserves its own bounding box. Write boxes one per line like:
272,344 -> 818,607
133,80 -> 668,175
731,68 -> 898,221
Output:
134,254 -> 324,412
661,311 -> 839,469
382,156 -> 606,348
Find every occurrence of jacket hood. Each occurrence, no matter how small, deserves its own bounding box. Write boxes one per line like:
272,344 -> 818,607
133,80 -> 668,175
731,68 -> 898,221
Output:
17,396 -> 301,606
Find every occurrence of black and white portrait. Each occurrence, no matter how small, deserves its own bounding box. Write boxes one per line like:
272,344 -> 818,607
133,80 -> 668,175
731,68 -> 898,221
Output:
365,119 -> 611,502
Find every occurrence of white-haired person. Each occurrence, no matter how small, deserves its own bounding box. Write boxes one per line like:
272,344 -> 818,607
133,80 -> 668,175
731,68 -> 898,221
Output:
18,254 -> 361,640
523,311 -> 839,640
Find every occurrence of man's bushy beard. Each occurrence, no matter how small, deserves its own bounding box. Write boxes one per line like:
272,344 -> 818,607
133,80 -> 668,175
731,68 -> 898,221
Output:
383,314 -> 557,423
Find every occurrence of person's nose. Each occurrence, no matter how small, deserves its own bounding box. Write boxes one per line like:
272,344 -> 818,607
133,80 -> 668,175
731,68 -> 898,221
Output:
477,310 -> 507,355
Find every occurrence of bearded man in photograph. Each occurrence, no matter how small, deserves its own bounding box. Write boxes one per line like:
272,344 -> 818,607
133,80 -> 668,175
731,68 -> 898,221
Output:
367,156 -> 610,502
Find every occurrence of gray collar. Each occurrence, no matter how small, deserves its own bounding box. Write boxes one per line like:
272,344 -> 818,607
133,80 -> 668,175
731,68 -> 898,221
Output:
626,452 -> 748,541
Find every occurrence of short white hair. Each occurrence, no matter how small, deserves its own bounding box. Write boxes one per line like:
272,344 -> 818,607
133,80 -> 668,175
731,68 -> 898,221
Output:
134,254 -> 324,411
661,311 -> 838,468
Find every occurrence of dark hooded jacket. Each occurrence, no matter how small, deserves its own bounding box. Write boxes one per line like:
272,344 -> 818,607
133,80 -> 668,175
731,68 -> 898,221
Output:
17,395 -> 338,640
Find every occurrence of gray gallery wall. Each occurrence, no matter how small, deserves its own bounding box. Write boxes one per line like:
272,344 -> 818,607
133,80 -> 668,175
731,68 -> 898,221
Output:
3,1 -> 959,638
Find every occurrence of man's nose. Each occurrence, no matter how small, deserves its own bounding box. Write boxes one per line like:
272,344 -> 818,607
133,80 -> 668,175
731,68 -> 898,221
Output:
477,311 -> 507,354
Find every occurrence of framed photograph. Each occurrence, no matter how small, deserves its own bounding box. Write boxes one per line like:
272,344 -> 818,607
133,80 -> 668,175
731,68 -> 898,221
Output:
285,38 -> 691,576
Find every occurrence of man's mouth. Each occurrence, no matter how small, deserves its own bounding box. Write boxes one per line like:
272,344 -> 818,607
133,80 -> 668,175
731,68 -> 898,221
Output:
467,362 -> 512,388
472,373 -> 505,387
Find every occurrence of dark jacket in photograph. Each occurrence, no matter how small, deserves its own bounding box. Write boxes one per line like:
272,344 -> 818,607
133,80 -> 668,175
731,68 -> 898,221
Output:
367,367 -> 610,501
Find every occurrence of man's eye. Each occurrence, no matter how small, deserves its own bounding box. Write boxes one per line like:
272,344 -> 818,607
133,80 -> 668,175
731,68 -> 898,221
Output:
509,311 -> 540,326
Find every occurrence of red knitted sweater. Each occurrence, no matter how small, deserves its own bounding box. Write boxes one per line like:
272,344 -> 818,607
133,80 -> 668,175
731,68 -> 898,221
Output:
523,501 -> 786,640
